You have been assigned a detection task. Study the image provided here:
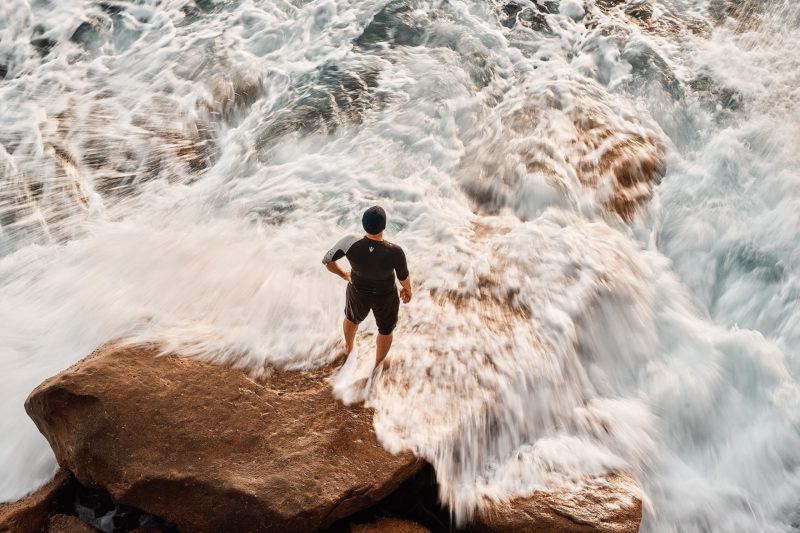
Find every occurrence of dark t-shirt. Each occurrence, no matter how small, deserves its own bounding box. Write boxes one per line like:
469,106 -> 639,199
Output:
323,235 -> 409,295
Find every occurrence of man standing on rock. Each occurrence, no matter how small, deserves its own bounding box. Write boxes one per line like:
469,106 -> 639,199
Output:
322,206 -> 412,369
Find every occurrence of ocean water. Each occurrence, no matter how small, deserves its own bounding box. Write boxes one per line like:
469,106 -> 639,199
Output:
1,0 -> 799,531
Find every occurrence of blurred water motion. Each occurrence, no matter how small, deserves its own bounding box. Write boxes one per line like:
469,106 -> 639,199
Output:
1,0 -> 799,531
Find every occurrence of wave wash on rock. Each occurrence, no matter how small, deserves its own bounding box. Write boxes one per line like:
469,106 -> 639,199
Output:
342,210 -> 660,523
1,0 -> 800,532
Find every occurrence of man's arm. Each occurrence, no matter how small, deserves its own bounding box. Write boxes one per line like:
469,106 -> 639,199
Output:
322,235 -> 358,282
395,247 -> 412,303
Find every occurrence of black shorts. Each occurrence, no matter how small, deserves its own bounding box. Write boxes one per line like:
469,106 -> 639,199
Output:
344,283 -> 400,335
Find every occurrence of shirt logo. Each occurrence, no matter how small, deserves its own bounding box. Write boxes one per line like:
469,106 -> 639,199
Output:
369,246 -> 374,252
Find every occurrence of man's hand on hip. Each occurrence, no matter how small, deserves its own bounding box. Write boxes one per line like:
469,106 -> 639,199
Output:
324,260 -> 351,283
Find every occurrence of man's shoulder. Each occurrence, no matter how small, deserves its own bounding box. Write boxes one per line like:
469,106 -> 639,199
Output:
333,234 -> 362,249
323,235 -> 362,264
382,240 -> 405,254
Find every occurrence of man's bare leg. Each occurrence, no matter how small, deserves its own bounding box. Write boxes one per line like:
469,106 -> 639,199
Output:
375,333 -> 393,368
343,317 -> 358,355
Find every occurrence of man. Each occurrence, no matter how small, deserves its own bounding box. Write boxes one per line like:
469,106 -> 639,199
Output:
322,206 -> 412,369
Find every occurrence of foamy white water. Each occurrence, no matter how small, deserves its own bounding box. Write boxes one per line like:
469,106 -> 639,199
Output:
1,0 -> 799,531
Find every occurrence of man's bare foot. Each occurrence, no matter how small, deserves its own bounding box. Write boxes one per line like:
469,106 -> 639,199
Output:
376,357 -> 391,371
344,342 -> 354,356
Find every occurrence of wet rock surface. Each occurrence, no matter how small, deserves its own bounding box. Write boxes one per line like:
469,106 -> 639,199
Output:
25,343 -> 423,533
472,473 -> 642,533
259,64 -> 381,144
459,83 -> 666,221
496,1 -> 555,33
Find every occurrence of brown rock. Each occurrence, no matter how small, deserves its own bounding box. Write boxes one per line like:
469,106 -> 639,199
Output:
349,518 -> 430,533
25,344 -> 423,533
569,117 -> 666,221
473,473 -> 642,533
0,469 -> 70,533
459,95 -> 666,223
46,514 -> 101,533
594,134 -> 665,220
129,524 -> 168,533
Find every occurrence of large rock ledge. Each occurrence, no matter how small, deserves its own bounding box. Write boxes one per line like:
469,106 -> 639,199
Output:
22,343 -> 643,533
25,344 -> 423,533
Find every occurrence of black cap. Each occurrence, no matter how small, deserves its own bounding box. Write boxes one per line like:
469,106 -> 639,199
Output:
362,205 -> 386,234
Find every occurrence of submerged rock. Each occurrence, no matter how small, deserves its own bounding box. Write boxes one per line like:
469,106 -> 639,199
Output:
129,524 -> 170,533
46,514 -> 101,533
349,517 -> 430,532
473,473 -> 642,533
459,82 -> 666,221
25,344 -> 423,533
0,469 -> 70,533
